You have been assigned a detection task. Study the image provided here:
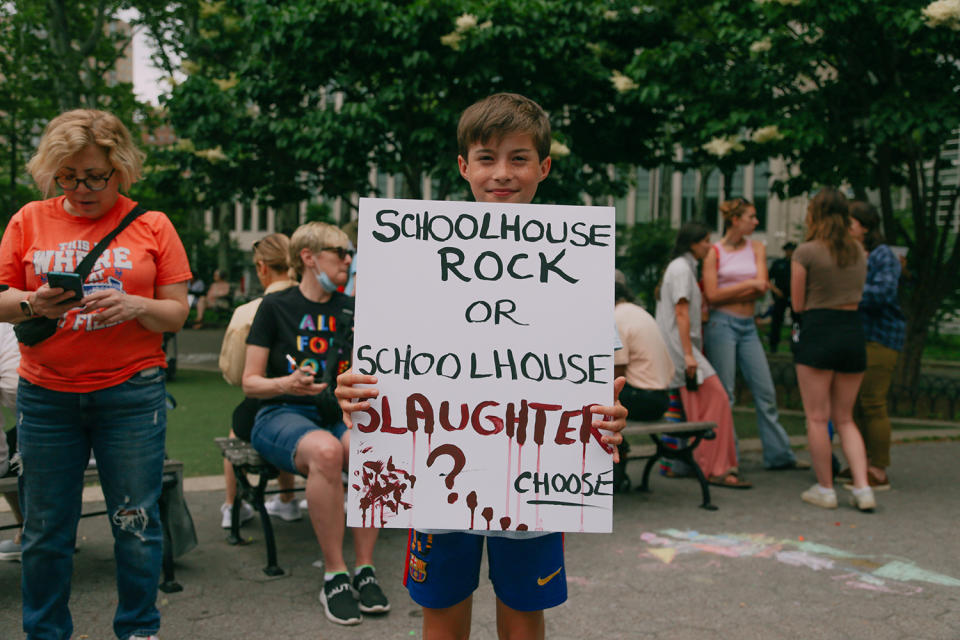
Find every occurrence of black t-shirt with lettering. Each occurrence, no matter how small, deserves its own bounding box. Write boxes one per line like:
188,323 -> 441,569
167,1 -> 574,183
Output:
247,286 -> 352,406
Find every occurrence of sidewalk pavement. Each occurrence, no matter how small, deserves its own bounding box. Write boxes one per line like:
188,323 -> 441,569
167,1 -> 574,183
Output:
1,437 -> 959,639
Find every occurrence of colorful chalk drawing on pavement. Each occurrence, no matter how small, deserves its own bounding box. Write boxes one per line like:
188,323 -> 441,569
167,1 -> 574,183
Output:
639,529 -> 960,596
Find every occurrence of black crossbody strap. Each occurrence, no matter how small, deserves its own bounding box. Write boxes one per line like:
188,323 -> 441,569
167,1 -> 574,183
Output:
75,205 -> 146,278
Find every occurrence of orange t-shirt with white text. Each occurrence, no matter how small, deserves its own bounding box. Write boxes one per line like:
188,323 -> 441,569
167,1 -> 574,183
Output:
0,195 -> 192,392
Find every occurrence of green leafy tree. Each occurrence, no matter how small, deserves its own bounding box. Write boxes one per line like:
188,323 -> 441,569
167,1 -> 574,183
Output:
162,0 -> 671,221
616,0 -> 960,389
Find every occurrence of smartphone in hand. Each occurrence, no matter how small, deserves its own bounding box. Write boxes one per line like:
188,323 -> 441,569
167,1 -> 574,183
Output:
47,271 -> 84,300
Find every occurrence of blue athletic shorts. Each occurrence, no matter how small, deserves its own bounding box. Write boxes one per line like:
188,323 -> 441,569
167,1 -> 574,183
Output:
251,403 -> 347,476
404,530 -> 567,611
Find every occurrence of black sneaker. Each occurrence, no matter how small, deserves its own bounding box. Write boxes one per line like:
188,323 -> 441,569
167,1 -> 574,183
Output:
353,566 -> 390,614
320,573 -> 362,625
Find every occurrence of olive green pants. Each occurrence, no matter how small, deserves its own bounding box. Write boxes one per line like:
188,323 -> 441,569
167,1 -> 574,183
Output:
853,341 -> 899,468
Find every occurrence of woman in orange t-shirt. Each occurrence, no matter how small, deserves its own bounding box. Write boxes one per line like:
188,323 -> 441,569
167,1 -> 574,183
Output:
0,109 -> 191,640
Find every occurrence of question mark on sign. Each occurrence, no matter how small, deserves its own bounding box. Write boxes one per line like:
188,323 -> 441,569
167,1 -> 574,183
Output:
426,443 -> 466,504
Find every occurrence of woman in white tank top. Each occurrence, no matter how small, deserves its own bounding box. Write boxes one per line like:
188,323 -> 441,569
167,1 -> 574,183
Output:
701,199 -> 807,471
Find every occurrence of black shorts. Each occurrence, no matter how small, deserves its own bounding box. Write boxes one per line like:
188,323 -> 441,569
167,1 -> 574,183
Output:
793,309 -> 866,373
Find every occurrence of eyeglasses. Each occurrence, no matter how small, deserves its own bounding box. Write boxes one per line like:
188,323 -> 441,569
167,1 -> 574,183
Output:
319,246 -> 355,260
54,168 -> 116,191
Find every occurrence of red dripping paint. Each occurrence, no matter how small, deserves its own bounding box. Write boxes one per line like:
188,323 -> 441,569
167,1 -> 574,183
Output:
481,506 -> 494,530
505,438 -> 512,520
466,490 -> 478,529
499,516 -> 511,530
447,493 -> 458,504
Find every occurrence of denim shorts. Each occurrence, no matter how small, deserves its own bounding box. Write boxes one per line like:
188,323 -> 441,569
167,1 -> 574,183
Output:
251,403 -> 347,476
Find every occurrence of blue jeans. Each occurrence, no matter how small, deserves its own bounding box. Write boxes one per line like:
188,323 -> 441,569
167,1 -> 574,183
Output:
17,368 -> 167,640
704,310 -> 796,468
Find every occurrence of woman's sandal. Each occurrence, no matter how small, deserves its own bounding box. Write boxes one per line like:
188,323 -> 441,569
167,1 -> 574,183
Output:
708,473 -> 753,489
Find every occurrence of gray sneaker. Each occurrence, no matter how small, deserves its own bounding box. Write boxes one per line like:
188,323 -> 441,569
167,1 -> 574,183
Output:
0,539 -> 21,562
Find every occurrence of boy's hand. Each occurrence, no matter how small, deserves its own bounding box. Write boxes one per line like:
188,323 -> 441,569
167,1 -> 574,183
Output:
334,368 -> 379,429
591,376 -> 628,463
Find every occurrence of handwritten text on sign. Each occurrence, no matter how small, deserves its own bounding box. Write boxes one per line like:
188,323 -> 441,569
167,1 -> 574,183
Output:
347,198 -> 615,532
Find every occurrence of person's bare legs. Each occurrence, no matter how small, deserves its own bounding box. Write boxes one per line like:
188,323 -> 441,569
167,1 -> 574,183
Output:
495,598 -> 545,640
796,364 -> 835,487
2,492 -> 22,543
830,371 -> 869,489
224,429 -> 239,506
422,597 -> 473,640
295,430 -> 349,572
339,430 -> 378,565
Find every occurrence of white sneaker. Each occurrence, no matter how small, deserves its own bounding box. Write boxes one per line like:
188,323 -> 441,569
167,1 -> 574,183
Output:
801,484 -> 838,509
127,635 -> 159,640
849,486 -> 876,512
220,501 -> 255,529
0,539 -> 22,562
265,495 -> 303,521
298,498 -> 308,511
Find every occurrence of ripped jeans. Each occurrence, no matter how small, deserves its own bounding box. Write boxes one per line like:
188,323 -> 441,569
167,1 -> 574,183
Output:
17,368 -> 167,640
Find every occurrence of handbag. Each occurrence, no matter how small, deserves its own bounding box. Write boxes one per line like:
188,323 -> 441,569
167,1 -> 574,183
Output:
14,205 -> 146,346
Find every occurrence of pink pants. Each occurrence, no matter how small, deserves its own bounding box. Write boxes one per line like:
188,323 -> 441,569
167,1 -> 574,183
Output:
679,374 -> 738,479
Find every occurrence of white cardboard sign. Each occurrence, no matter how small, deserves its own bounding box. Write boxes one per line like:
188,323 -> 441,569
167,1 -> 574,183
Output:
347,198 -> 615,533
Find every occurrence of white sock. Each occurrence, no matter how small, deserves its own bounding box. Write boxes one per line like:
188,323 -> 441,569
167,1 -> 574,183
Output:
355,564 -> 373,576
324,570 -> 348,583
851,485 -> 872,497
815,484 -> 835,494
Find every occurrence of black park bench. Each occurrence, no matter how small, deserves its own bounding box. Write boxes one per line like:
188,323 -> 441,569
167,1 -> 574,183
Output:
616,420 -> 719,511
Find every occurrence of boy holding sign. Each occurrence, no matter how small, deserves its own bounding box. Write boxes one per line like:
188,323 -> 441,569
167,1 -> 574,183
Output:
337,93 -> 628,639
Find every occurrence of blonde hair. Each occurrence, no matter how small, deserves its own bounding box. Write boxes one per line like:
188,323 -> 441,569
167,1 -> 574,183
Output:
26,109 -> 145,197
457,93 -> 551,162
718,197 -> 753,233
253,233 -> 290,274
288,222 -> 350,277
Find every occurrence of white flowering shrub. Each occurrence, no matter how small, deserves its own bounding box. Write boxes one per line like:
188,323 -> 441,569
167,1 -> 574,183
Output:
922,0 -> 960,29
751,125 -> 784,143
750,38 -> 773,53
702,135 -> 745,158
550,140 -> 571,158
610,70 -> 639,93
455,13 -> 478,31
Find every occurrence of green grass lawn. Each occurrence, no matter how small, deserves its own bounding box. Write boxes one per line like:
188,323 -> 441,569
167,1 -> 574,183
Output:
159,369 -> 960,477
166,369 -> 244,477
923,333 -> 960,361
4,367 -> 953,479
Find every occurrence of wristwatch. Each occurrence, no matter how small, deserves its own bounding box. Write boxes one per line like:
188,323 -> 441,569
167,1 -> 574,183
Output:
19,297 -> 36,318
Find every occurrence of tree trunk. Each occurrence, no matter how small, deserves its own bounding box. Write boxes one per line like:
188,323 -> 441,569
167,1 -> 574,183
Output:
216,203 -> 231,272
694,165 -> 713,221
657,164 -> 673,221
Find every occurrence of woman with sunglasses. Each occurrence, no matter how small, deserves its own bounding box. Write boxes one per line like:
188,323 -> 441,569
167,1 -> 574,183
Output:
0,109 -> 191,640
241,222 -> 388,626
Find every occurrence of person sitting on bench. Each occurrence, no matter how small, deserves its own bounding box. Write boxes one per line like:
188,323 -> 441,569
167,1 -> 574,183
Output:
242,222 -> 388,626
218,233 -> 300,527
614,270 -> 673,421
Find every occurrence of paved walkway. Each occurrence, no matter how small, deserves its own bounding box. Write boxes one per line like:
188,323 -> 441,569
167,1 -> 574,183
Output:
1,333 -> 957,637
1,438 -> 959,639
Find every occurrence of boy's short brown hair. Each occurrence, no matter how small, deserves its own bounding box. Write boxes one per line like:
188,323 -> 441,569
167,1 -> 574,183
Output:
457,93 -> 551,162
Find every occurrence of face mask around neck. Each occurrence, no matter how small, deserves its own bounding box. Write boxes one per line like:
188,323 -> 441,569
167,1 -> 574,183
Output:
313,267 -> 339,293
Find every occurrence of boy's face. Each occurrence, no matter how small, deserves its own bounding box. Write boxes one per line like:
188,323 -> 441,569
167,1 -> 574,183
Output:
458,132 -> 551,204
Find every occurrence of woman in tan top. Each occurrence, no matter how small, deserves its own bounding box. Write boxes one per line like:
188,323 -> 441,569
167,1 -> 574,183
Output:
791,188 -> 875,512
